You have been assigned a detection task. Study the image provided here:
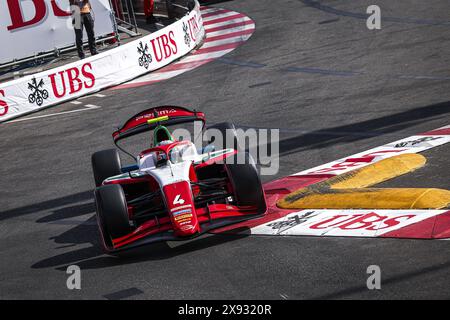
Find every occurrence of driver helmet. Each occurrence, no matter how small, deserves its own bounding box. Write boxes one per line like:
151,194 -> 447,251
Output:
153,125 -> 174,146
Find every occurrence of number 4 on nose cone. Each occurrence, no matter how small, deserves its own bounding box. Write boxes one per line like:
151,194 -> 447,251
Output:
173,194 -> 185,205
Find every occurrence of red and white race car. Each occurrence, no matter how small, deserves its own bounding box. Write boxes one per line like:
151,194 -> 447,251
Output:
91,106 -> 267,253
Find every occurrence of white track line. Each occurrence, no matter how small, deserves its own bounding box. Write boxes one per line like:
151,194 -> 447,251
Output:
78,93 -> 106,99
8,104 -> 101,123
127,69 -> 190,83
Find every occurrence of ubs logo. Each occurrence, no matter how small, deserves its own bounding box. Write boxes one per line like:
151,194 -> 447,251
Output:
27,77 -> 49,106
137,41 -> 152,69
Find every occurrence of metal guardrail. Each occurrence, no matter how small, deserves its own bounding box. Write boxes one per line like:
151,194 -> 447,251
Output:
131,0 -> 194,18
0,34 -> 117,71
111,0 -> 139,36
167,0 -> 196,18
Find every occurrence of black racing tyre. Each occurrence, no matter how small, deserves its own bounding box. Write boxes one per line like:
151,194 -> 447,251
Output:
225,152 -> 266,214
94,184 -> 131,249
91,149 -> 122,187
206,122 -> 241,152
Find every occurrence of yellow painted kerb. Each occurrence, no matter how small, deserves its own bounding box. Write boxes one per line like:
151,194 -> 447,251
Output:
278,154 -> 450,210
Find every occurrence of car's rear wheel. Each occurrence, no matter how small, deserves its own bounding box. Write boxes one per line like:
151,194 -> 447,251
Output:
225,152 -> 266,214
94,184 -> 131,250
91,149 -> 122,187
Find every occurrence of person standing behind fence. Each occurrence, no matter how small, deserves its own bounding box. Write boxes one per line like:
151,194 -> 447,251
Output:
144,0 -> 156,24
70,0 -> 98,59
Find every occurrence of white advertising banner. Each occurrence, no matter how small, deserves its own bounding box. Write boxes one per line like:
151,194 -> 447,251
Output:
0,2 -> 205,122
0,0 -> 115,64
250,209 -> 448,238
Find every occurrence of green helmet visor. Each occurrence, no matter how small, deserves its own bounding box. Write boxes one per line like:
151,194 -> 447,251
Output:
153,125 -> 173,146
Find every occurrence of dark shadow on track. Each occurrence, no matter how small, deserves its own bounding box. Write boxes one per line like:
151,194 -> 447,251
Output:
28,190 -> 250,270
0,190 -> 93,222
36,202 -> 95,223
32,231 -> 249,270
258,101 -> 450,158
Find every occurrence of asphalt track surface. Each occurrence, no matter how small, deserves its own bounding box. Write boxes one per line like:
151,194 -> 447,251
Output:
1,0 -> 450,299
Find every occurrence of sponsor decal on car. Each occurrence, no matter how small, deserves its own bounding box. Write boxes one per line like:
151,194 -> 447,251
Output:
173,208 -> 193,223
175,215 -> 194,224
170,204 -> 192,212
173,209 -> 192,216
180,224 -> 195,231
135,109 -> 177,122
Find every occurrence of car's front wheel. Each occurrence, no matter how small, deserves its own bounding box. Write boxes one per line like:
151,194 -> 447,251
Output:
225,152 -> 266,214
91,149 -> 122,187
94,184 -> 131,251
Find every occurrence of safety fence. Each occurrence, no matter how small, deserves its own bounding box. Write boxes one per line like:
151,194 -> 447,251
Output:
0,0 -> 204,122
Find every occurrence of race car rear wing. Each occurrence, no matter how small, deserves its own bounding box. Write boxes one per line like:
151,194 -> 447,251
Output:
112,106 -> 206,143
